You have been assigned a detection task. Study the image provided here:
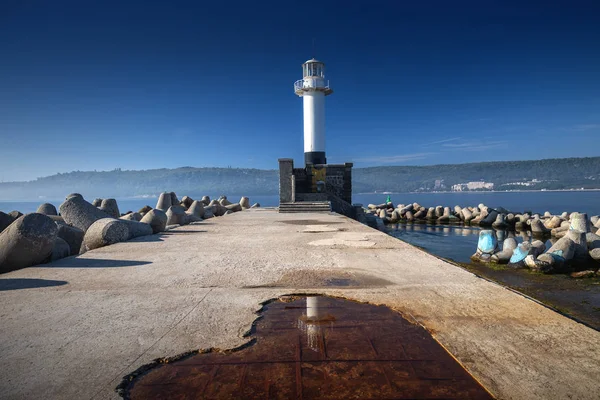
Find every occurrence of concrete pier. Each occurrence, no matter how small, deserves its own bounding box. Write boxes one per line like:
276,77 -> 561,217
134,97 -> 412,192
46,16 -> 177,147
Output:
0,209 -> 599,399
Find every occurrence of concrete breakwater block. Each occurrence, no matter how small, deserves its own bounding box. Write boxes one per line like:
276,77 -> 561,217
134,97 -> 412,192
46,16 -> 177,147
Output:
36,203 -> 58,216
166,205 -> 188,225
51,237 -> 71,261
187,201 -> 205,219
0,211 -> 15,233
57,224 -> 85,256
120,219 -> 153,240
59,196 -> 111,232
0,213 -> 58,273
156,192 -> 172,212
140,209 -> 167,234
99,199 -> 120,219
81,218 -> 130,252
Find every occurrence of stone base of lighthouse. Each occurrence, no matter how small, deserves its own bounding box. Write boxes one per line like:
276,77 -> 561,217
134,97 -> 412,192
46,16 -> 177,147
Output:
278,159 -> 358,218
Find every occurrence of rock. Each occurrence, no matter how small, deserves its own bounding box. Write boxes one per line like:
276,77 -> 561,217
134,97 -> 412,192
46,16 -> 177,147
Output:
81,218 -> 130,252
201,196 -> 211,206
59,196 -> 111,232
240,197 -> 250,209
187,201 -> 205,218
491,238 -> 518,264
120,219 -> 153,239
0,211 -> 15,233
570,270 -> 596,279
140,209 -> 168,234
530,218 -> 550,235
138,205 -> 152,216
570,212 -> 591,233
51,237 -> 71,261
251,203 -> 260,208
8,211 -> 23,219
92,198 -> 103,207
99,199 -> 120,219
57,224 -> 84,256
0,213 -> 58,273
166,205 -> 188,225
66,193 -> 83,200
590,248 -> 600,261
36,203 -> 58,216
181,196 -> 194,209
169,192 -> 179,206
591,215 -> 599,226
156,192 -> 172,211
586,232 -> 600,249
120,212 -> 142,221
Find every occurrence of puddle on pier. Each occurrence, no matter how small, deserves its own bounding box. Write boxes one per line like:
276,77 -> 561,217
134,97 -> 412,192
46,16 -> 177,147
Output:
123,296 -> 493,399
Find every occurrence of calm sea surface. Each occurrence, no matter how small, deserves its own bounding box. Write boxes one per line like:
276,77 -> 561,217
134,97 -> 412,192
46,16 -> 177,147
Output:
2,191 -> 600,265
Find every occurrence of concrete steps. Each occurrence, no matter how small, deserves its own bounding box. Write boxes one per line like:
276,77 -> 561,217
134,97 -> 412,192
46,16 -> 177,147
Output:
278,201 -> 331,213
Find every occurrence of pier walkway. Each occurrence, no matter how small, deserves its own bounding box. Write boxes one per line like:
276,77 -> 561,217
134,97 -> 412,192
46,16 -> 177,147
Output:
0,209 -> 598,399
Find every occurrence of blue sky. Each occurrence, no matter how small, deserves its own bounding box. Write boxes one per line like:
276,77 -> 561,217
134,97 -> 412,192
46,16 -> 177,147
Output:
1,1 -> 599,181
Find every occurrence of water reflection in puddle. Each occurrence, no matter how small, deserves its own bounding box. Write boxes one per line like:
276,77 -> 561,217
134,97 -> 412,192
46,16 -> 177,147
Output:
123,296 -> 492,399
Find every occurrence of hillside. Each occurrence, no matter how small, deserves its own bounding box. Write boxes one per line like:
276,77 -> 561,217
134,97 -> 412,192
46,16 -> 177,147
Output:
0,157 -> 599,200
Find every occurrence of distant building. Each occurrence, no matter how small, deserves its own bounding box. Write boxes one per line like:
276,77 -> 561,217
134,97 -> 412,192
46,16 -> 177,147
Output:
451,181 -> 494,191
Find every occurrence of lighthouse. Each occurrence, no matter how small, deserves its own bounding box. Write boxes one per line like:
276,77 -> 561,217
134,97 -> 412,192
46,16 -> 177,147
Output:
294,59 -> 333,166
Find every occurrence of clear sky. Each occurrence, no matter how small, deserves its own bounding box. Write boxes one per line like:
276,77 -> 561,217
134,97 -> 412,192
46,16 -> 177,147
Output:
1,1 -> 599,181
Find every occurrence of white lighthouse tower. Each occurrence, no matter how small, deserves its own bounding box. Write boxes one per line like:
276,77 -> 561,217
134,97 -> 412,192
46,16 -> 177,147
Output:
294,58 -> 333,165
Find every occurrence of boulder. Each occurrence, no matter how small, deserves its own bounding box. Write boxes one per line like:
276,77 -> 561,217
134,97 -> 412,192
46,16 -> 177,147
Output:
120,219 -> 153,239
59,196 -> 111,232
491,238 -> 518,264
140,209 -> 168,234
570,212 -> 591,233
201,196 -> 211,206
0,211 -> 15,233
187,201 -> 205,219
99,199 -> 120,219
251,203 -> 260,208
81,218 -> 130,252
36,203 -> 58,216
0,213 -> 58,273
8,211 -> 23,220
166,205 -> 188,225
181,196 -> 194,209
138,205 -> 153,216
156,192 -> 172,211
92,198 -> 103,207
120,212 -> 142,221
51,237 -> 71,261
239,197 -> 250,209
57,224 -> 85,256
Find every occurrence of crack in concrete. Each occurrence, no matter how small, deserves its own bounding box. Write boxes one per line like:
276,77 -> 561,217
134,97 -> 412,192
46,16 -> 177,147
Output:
91,288 -> 214,400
